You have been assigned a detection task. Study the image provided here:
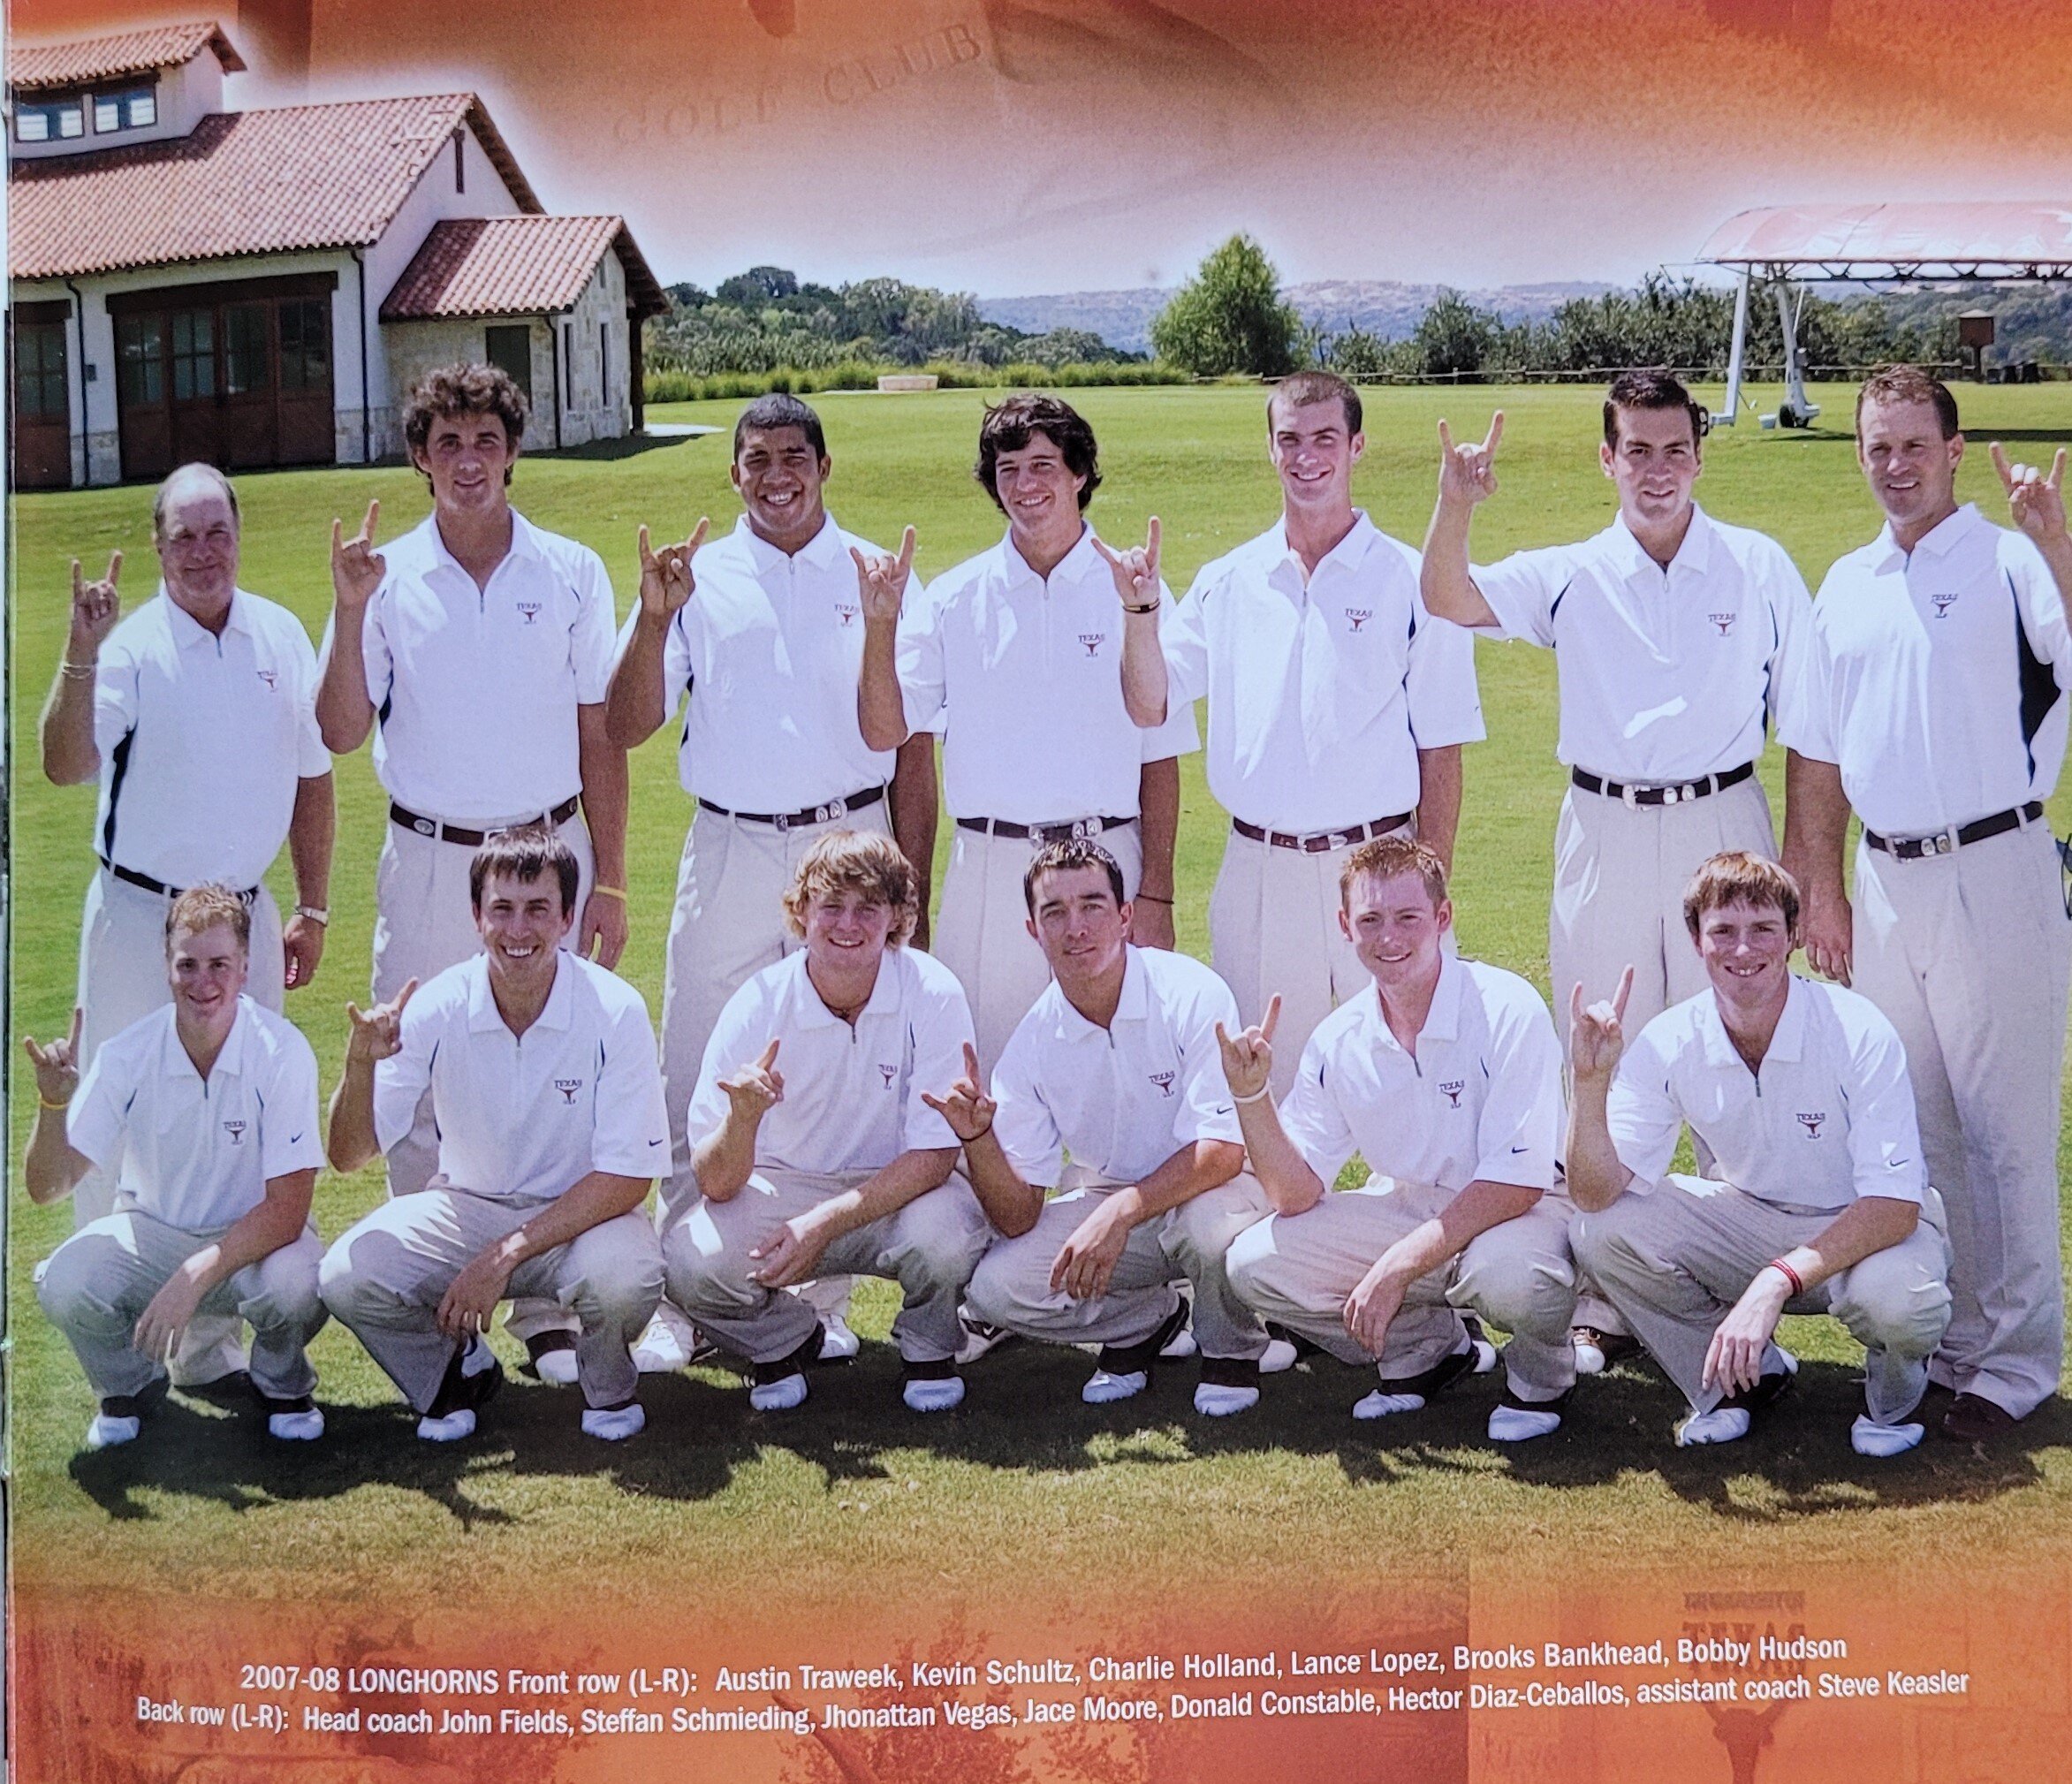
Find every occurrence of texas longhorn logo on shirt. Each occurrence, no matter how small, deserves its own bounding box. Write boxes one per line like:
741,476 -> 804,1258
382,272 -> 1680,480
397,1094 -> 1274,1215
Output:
1932,593 -> 1958,619
878,1063 -> 899,1088
1797,1111 -> 1827,1139
554,1077 -> 584,1105
1148,1070 -> 1176,1097
254,668 -> 278,691
1438,1080 -> 1465,1109
836,603 -> 861,627
1708,611 -> 1736,636
1344,608 -> 1372,634
222,1119 -> 248,1146
1078,633 -> 1106,657
515,602 -> 543,626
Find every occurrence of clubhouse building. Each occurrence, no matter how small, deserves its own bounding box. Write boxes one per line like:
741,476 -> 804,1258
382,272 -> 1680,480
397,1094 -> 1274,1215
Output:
8,19 -> 667,489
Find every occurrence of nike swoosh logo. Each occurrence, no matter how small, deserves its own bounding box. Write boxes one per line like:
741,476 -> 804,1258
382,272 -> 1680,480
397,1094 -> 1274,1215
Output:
649,1137 -> 664,1147
1215,1105 -> 1233,1115
1509,1145 -> 1529,1154
291,1132 -> 305,1144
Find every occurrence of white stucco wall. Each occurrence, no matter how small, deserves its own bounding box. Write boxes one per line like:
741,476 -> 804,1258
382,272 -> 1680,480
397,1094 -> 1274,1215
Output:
10,49 -> 224,162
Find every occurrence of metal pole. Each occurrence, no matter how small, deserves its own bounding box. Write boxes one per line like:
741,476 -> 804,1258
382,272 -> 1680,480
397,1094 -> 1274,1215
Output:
1718,268 -> 1750,426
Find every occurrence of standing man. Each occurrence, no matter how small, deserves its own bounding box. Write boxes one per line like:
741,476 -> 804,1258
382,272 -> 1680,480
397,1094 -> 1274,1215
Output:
26,887 -> 328,1450
1221,837 -> 1577,1442
39,462 -> 334,1385
320,831 -> 667,1443
1780,366 -> 2072,1441
1416,370 -> 1812,1374
1567,854 -> 1953,1455
663,831 -> 1000,1413
859,392 -> 1198,1072
1120,371 -> 1483,1092
318,363 -> 627,1380
945,840 -> 1277,1414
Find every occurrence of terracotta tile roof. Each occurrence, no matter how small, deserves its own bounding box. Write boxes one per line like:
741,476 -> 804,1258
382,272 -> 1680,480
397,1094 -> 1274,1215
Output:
8,95 -> 544,282
381,214 -> 667,321
10,20 -> 245,92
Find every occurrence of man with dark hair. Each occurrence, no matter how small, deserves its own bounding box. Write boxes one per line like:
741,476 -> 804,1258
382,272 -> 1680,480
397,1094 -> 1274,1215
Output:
38,461 -> 336,1387
942,840 -> 1279,1413
1780,365 -> 2072,1440
1120,370 -> 1484,1096
1416,368 -> 1811,1376
1567,854 -> 1953,1455
25,885 -> 329,1450
320,830 -> 668,1444
860,393 -> 1197,1072
316,361 -> 629,1381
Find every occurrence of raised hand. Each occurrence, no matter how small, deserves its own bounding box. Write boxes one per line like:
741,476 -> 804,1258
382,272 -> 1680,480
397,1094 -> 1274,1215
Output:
637,517 -> 710,621
330,500 -> 385,611
345,977 -> 417,1067
1990,442 -> 2068,548
1568,965 -> 1634,1086
1435,413 -> 1504,507
851,525 -> 917,627
68,552 -> 123,657
23,1007 -> 86,1107
1215,992 -> 1280,1105
920,1041 -> 997,1143
1091,515 -> 1163,611
721,1037 -> 785,1123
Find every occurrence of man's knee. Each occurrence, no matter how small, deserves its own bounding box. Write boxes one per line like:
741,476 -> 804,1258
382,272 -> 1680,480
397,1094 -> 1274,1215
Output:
1164,1185 -> 1267,1276
568,1220 -> 665,1327
245,1241 -> 326,1332
1455,1227 -> 1575,1335
1223,1217 -> 1286,1312
662,1202 -> 756,1314
962,1243 -> 1025,1329
1832,1257 -> 1954,1363
1570,1199 -> 1657,1287
319,1220 -> 424,1325
36,1231 -> 118,1326
887,1184 -> 991,1294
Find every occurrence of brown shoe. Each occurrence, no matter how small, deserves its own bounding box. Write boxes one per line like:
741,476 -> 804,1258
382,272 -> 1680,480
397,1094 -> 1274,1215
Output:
1571,1325 -> 1641,1375
1940,1393 -> 2019,1443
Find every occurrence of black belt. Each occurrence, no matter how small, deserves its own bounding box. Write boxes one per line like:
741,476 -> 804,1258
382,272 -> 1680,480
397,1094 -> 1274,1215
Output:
957,813 -> 1133,844
1571,762 -> 1756,808
1232,813 -> 1412,854
100,859 -> 260,904
390,793 -> 581,848
1867,801 -> 2042,860
699,784 -> 885,831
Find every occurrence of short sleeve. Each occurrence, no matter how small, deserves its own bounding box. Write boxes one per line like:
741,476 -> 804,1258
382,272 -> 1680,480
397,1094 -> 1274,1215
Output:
990,1027 -> 1064,1186
1404,607 -> 1485,748
258,1029 -> 325,1180
1140,600 -> 1202,762
1605,1021 -> 1687,1187
687,982 -> 767,1148
65,1040 -> 134,1173
1160,574 -> 1213,707
285,626 -> 331,777
1469,988 -> 1560,1190
894,579 -> 948,736
1170,969 -> 1242,1150
1774,582 -> 1838,763
591,991 -> 671,1179
901,961 -> 975,1152
92,637 -> 140,759
1279,1033 -> 1359,1187
1760,543 -> 1815,729
2008,534 -> 2072,695
372,995 -> 439,1156
1842,1003 -> 1928,1207
1471,544 -> 1570,648
569,548 -> 619,704
319,589 -> 393,714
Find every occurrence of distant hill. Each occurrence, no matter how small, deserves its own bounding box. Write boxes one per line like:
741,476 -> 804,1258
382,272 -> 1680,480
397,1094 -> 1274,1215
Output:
979,280 -> 1617,355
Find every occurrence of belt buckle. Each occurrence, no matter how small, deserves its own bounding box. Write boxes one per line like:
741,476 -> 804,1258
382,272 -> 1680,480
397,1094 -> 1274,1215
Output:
1934,827 -> 1959,855
1072,816 -> 1097,840
773,812 -> 791,834
413,817 -> 436,838
1681,783 -> 1700,803
1620,784 -> 1639,809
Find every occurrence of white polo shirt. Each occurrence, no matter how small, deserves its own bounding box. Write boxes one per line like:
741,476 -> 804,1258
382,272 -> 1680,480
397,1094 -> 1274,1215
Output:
1161,513 -> 1484,834
68,996 -> 323,1232
1279,956 -> 1561,1194
896,527 -> 1199,824
92,588 -> 329,890
688,945 -> 973,1175
626,512 -> 895,812
325,509 -> 619,823
1779,503 -> 2072,838
992,946 -> 1243,1188
374,951 -> 669,1201
1607,975 -> 1926,1214
1471,505 -> 1810,782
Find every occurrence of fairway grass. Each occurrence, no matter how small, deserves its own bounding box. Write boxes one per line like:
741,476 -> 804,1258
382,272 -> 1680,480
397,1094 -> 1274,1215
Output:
11,380 -> 2072,1606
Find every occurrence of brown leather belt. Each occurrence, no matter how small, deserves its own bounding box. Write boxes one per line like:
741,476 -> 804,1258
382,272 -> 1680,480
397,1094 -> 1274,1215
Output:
1570,762 -> 1755,807
390,793 -> 581,847
699,784 -> 885,831
1231,813 -> 1411,854
958,813 -> 1133,844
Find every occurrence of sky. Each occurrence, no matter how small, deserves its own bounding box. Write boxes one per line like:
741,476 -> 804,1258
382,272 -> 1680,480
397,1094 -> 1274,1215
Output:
14,0 -> 2072,296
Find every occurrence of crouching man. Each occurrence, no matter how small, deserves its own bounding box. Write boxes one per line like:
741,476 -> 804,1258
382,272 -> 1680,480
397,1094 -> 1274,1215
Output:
663,831 -> 1000,1412
321,830 -> 666,1442
26,886 -> 327,1449
943,840 -> 1277,1415
1568,852 -> 1953,1454
1223,836 -> 1579,1440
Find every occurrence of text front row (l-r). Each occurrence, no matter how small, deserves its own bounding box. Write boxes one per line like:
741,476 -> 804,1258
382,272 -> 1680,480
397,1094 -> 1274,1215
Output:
28,362 -> 2071,1457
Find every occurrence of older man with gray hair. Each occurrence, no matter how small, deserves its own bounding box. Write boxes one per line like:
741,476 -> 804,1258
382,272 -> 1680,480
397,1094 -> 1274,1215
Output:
38,461 -> 335,1385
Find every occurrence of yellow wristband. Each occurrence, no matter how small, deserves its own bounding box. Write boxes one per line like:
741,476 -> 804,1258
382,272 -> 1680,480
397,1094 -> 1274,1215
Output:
589,884 -> 627,901
38,1094 -> 70,1111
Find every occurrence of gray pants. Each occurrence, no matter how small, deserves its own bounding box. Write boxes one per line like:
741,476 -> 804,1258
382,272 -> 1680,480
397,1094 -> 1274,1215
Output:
964,1171 -> 1274,1360
36,1210 -> 324,1401
319,1185 -> 662,1412
1226,1176 -> 1580,1400
1573,1174 -> 1954,1423
663,1167 -> 991,1365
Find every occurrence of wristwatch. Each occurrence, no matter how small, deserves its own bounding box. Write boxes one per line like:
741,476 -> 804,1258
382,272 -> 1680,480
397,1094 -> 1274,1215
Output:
294,905 -> 330,926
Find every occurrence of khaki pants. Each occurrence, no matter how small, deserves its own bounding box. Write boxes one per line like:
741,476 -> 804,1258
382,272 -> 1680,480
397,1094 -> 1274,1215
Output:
657,800 -> 891,1220
72,869 -> 285,1226
36,1210 -> 323,1401
1574,1175 -> 1954,1423
964,1171 -> 1276,1360
1226,1176 -> 1580,1400
1851,821 -> 2071,1418
1209,823 -> 1410,1097
319,1184 -> 660,1412
936,820 -> 1144,1076
662,1167 -> 991,1365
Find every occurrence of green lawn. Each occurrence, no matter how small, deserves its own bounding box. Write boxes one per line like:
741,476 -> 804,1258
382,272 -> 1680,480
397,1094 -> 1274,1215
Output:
11,380 -> 2072,1607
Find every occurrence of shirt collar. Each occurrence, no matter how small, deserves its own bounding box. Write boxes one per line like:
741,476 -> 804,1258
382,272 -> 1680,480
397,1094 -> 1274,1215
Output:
1362,953 -> 1462,1054
1871,501 -> 1984,572
788,946 -> 905,1029
424,505 -> 538,580
466,950 -> 575,1035
1050,945 -> 1148,1043
736,511 -> 843,575
1696,972 -> 1806,1070
1607,504 -> 1714,583
1000,522 -> 1096,590
1267,510 -> 1377,592
160,586 -> 254,647
163,995 -> 253,1083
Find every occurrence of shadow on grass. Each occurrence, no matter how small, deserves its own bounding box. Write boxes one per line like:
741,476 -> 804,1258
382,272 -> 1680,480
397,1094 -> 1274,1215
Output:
59,1340 -> 2067,1528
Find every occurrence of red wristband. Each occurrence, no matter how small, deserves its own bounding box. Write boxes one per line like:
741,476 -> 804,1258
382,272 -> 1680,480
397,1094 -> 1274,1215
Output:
1767,1257 -> 1805,1299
